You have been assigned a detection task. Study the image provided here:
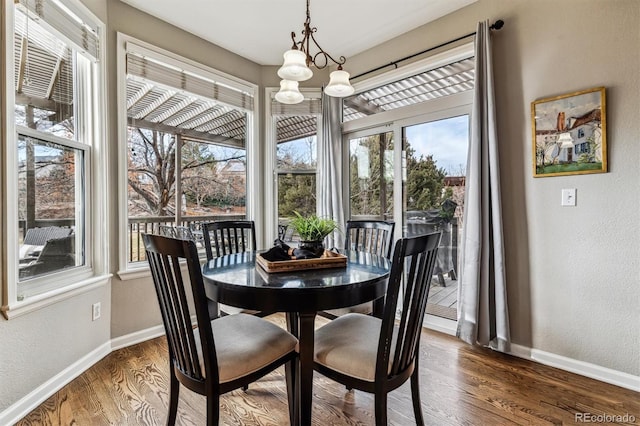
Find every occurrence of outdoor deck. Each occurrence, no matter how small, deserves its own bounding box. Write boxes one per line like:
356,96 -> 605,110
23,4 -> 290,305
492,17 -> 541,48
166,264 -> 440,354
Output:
427,271 -> 458,320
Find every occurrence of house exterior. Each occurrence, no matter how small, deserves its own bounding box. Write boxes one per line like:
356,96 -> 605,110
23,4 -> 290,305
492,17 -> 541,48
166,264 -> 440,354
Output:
536,108 -> 602,166
1,0 -> 638,422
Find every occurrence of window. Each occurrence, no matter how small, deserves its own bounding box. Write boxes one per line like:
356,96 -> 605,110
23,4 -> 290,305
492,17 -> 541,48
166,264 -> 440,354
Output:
347,130 -> 394,220
118,36 -> 257,272
342,43 -> 474,329
3,0 -> 106,313
266,92 -> 321,241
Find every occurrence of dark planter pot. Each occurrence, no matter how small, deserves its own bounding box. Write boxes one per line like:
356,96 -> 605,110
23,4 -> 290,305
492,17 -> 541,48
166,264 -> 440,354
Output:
298,240 -> 325,258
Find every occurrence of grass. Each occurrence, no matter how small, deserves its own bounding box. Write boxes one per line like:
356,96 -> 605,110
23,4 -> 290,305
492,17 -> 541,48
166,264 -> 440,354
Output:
537,162 -> 602,175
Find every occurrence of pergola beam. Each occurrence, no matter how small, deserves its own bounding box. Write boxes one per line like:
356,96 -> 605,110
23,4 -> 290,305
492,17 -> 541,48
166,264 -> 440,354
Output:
127,117 -> 245,149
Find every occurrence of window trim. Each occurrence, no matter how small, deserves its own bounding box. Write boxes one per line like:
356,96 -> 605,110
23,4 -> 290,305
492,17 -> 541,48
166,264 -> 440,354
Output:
1,0 -> 109,319
116,33 -> 259,279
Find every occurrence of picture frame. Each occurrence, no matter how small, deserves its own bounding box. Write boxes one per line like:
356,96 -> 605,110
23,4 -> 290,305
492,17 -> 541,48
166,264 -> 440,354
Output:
532,87 -> 607,177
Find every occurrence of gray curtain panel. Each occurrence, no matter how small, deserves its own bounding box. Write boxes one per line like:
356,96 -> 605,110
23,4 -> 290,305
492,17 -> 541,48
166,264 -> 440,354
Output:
456,20 -> 510,352
318,92 -> 345,249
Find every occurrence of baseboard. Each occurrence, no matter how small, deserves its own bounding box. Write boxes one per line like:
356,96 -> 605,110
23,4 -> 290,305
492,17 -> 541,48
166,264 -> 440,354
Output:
0,341 -> 111,426
530,348 -> 640,392
110,324 -> 166,351
508,343 -> 639,392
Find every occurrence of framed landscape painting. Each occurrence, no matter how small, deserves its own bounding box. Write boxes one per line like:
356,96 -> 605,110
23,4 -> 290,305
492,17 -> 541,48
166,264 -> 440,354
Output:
532,87 -> 607,177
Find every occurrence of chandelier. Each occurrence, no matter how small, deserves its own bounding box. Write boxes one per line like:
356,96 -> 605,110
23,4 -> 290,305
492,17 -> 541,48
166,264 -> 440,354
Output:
275,0 -> 355,104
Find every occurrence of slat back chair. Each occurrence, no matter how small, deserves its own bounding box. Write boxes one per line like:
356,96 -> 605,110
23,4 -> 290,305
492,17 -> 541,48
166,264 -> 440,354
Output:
201,220 -> 264,318
142,233 -> 298,426
202,221 -> 256,259
320,220 -> 395,320
345,220 -> 395,258
314,232 -> 442,426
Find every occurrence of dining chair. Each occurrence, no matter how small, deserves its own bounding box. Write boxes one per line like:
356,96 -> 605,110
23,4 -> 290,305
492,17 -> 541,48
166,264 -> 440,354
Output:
142,233 -> 298,426
313,232 -> 442,426
202,220 -> 256,259
201,220 -> 265,317
319,220 -> 395,320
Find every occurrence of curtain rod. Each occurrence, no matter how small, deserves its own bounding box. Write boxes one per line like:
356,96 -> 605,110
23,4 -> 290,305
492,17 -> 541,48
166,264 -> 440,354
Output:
350,19 -> 504,81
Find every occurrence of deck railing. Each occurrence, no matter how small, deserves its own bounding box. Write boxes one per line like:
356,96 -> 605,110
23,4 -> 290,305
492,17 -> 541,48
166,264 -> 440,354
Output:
127,215 -> 245,262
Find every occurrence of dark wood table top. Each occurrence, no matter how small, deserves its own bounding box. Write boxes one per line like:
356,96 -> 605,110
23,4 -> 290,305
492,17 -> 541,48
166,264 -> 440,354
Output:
201,250 -> 390,313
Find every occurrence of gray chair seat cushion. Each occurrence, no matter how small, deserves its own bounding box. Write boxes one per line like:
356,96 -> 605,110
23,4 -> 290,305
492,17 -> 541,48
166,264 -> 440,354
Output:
314,313 -> 396,382
195,313 -> 298,383
323,301 -> 372,317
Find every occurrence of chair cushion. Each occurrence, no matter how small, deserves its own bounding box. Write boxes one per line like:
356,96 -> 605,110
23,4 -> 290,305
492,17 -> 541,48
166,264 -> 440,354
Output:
323,301 -> 373,317
195,313 -> 298,383
314,313 -> 396,382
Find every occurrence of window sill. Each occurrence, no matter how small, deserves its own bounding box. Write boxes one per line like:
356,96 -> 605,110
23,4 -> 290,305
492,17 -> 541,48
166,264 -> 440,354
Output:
1,274 -> 112,320
117,264 -> 151,281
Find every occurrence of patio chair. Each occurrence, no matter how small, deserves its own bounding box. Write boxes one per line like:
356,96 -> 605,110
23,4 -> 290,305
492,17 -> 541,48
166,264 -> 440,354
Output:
19,235 -> 75,279
23,226 -> 73,246
142,233 -> 298,426
159,225 -> 196,241
313,232 -> 442,426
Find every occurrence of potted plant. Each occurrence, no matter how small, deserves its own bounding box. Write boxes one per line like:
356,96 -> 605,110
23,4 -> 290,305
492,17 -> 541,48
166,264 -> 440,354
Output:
289,211 -> 338,256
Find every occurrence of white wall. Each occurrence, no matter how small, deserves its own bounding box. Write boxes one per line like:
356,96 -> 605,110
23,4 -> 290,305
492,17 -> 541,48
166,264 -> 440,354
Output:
0,0 -> 112,416
346,0 -> 639,376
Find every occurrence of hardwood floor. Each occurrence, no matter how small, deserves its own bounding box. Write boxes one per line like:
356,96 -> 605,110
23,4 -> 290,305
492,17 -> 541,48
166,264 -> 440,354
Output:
17,314 -> 639,425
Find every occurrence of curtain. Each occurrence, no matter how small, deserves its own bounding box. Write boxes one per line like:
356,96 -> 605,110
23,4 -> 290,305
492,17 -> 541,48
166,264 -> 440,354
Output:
457,20 -> 510,352
317,93 -> 345,249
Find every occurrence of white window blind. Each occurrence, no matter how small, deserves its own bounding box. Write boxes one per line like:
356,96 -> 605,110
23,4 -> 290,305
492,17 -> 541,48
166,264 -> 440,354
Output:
271,98 -> 322,116
127,52 -> 254,111
17,0 -> 100,60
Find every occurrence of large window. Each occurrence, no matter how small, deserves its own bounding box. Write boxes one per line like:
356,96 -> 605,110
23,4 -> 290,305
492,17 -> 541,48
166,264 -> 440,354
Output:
119,37 -> 257,271
267,93 -> 321,241
3,0 -> 106,311
343,43 -> 474,329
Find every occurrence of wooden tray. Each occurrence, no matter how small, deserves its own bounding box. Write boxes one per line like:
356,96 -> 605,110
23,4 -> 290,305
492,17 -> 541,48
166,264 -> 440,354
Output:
256,250 -> 347,273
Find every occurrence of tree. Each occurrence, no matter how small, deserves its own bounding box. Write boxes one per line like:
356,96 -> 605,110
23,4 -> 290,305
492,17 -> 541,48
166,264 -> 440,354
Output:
128,128 -> 176,216
405,149 -> 447,211
127,129 -> 246,216
349,134 -> 393,217
277,137 -> 317,218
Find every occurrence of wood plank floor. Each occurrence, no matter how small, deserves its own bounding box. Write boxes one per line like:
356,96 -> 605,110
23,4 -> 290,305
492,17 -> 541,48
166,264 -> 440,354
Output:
17,314 -> 639,425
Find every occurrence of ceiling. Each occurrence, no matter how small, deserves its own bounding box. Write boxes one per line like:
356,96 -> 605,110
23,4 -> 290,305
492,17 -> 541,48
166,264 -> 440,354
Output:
120,0 -> 477,66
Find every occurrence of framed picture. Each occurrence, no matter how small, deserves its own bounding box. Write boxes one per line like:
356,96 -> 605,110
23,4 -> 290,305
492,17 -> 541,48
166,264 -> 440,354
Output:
532,87 -> 607,177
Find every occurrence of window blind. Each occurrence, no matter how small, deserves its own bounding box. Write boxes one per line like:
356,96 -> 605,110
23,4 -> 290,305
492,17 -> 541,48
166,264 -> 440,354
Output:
271,98 -> 322,116
127,52 -> 254,111
17,0 -> 100,60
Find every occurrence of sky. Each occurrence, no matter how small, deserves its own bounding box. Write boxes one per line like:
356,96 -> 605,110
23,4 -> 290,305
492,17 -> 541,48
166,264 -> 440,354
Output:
279,114 -> 471,177
533,90 -> 602,131
404,114 -> 469,176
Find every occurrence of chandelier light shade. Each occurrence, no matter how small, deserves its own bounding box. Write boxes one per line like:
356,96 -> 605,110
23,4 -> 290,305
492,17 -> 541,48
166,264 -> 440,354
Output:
276,0 -> 354,103
275,79 -> 304,104
324,69 -> 355,97
278,50 -> 313,81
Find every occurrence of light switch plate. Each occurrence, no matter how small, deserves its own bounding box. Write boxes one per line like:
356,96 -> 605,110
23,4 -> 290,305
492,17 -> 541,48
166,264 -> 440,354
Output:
561,188 -> 576,206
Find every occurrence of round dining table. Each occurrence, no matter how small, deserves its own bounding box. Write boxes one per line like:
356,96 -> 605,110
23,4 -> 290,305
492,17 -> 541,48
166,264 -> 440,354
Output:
202,250 -> 390,426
